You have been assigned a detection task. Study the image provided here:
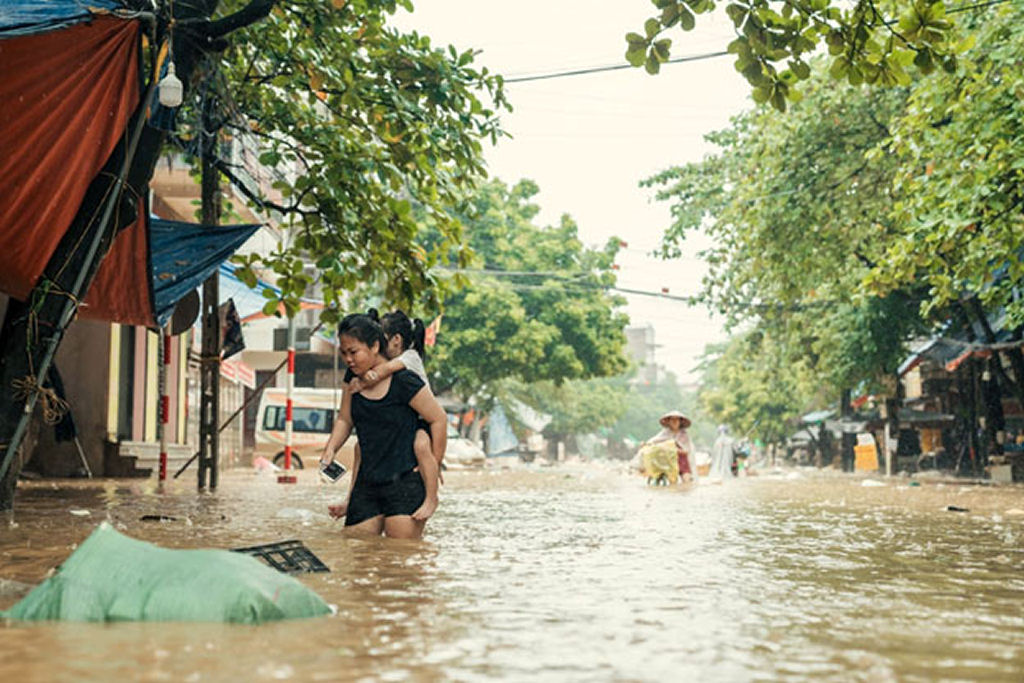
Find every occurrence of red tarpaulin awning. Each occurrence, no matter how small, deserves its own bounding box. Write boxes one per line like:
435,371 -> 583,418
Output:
0,16 -> 140,301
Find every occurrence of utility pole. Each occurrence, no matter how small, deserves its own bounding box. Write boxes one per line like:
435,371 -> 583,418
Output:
198,91 -> 221,490
840,388 -> 855,473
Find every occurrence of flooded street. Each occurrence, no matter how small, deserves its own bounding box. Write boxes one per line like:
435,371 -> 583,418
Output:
2,465 -> 1023,681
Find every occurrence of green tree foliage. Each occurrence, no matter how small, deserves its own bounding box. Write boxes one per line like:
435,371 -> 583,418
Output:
513,378 -> 627,443
645,79 -> 907,312
863,5 -> 1024,326
644,69 -> 927,393
426,179 -> 630,402
644,2 -> 1024,430
697,333 -> 820,444
182,0 -> 509,317
626,0 -> 975,111
516,368 -> 716,451
604,369 -> 701,441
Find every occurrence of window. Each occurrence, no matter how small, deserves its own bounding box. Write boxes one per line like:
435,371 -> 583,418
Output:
273,327 -> 312,351
261,406 -> 335,433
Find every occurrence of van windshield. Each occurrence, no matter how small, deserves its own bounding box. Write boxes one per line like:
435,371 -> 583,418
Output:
262,406 -> 335,434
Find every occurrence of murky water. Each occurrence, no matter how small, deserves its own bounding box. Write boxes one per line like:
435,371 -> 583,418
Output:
2,465 -> 1023,681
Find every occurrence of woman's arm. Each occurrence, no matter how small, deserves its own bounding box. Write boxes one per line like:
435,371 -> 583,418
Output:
327,444 -> 359,519
676,431 -> 693,454
321,389 -> 354,465
408,386 -> 447,467
325,391 -> 358,519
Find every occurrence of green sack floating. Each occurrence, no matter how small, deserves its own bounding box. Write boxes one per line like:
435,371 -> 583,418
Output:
1,522 -> 331,624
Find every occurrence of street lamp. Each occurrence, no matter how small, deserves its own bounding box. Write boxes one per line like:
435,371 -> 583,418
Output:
158,60 -> 183,108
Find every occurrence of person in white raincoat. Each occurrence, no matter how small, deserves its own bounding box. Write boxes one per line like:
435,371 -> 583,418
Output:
709,424 -> 735,480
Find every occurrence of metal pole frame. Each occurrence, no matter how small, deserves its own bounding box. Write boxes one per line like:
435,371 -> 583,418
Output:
278,315 -> 297,484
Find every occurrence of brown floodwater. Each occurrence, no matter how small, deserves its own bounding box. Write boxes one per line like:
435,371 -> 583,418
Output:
2,464 -> 1023,681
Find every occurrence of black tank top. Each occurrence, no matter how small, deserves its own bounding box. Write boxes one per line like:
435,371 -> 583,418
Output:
350,370 -> 425,485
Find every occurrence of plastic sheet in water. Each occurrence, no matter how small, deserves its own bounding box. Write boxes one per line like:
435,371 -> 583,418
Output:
1,522 -> 331,624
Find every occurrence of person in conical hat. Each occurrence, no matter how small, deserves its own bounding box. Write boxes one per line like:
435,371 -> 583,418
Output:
646,410 -> 696,483
659,410 -> 691,430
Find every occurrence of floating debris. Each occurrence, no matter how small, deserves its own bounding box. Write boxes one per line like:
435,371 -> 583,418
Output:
139,514 -> 179,522
231,540 -> 329,574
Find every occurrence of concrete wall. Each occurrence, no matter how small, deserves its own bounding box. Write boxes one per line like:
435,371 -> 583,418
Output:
32,320 -> 112,476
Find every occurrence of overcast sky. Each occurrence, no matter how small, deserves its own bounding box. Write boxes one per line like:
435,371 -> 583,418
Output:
396,2 -> 753,381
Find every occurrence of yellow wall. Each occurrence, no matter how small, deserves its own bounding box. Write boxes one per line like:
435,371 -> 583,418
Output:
106,324 -> 120,440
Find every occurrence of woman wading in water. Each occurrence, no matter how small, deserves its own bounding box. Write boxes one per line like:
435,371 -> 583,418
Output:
321,313 -> 446,539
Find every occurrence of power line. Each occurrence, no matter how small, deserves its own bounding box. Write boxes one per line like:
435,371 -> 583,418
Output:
947,0 -> 1013,14
504,51 -> 729,84
502,0 -> 1009,85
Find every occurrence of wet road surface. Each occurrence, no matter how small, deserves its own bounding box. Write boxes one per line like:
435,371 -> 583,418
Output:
2,465 -> 1023,681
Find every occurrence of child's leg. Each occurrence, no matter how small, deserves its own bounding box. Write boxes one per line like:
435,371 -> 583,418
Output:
415,428 -> 443,484
412,430 -> 439,521
420,428 -> 443,469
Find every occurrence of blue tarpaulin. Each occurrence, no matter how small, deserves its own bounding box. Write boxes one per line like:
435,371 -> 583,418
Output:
150,218 -> 261,326
218,262 -> 278,321
0,0 -> 128,37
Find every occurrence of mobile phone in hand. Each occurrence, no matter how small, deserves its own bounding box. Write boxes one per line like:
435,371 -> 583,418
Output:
319,460 -> 346,483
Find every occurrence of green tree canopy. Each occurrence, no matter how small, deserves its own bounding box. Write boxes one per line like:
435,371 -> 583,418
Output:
696,332 -> 821,444
645,2 -> 1024,421
425,179 -> 630,402
626,0 -> 986,111
180,0 -> 510,317
604,369 -> 695,441
863,4 -> 1024,327
644,66 -> 928,393
513,378 -> 627,443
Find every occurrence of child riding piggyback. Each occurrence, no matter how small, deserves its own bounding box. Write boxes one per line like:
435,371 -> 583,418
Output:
347,310 -> 442,517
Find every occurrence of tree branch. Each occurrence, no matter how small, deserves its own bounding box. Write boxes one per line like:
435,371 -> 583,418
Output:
205,0 -> 277,39
214,156 -> 316,218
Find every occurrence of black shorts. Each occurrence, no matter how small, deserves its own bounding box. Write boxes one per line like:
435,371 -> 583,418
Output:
344,469 -> 426,526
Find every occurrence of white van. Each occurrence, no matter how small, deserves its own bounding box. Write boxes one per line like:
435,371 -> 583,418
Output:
254,387 -> 355,470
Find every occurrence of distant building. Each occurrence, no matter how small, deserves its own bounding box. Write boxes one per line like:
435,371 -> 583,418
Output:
625,324 -> 659,384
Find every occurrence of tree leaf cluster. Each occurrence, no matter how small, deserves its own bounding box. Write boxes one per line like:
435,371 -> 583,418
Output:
627,0 -> 970,111
174,0 -> 510,319
696,333 -> 822,444
642,3 -> 1023,437
424,179 -> 630,403
864,5 -> 1024,326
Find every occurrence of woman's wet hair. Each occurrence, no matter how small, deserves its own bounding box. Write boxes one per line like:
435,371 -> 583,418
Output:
337,311 -> 385,351
381,310 -> 426,359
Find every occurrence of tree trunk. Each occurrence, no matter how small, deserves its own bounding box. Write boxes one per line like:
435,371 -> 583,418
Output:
840,388 -> 856,472
966,297 -> 1024,412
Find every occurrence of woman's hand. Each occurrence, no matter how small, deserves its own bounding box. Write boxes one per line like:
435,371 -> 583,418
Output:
327,501 -> 348,519
319,450 -> 334,468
